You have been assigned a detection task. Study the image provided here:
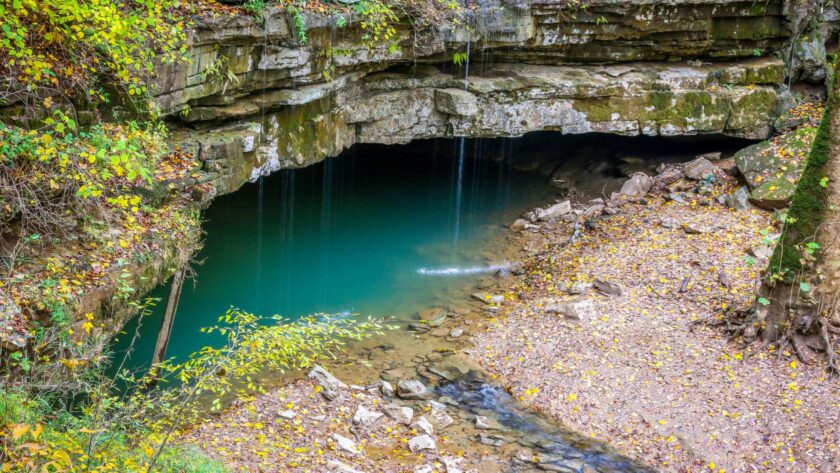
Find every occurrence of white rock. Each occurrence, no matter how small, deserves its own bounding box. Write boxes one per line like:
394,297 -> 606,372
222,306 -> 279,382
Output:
619,172 -> 652,197
397,379 -> 431,399
277,409 -> 296,419
441,456 -> 463,473
332,434 -> 358,455
411,416 -> 434,436
545,299 -> 595,321
382,403 -> 414,425
475,415 -> 504,430
430,407 -> 454,429
380,380 -> 395,397
536,200 -> 572,221
449,327 -> 464,338
414,465 -> 434,473
327,459 -> 364,473
407,434 -> 437,453
352,405 -> 383,428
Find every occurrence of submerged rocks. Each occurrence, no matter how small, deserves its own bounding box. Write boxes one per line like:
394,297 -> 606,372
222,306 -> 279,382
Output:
397,379 -> 432,400
309,365 -> 348,400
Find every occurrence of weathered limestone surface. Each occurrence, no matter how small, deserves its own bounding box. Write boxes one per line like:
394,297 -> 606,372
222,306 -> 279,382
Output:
154,0 -> 825,198
173,58 -> 785,195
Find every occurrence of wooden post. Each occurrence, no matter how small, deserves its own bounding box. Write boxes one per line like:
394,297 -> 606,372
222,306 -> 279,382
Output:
151,267 -> 186,367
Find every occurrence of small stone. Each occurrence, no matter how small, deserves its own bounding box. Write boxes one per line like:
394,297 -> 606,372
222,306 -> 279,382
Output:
441,456 -> 463,473
310,414 -> 327,422
397,379 -> 432,399
327,459 -> 364,473
728,186 -> 751,210
545,299 -> 595,321
414,465 -> 434,473
684,157 -> 716,180
352,405 -> 383,428
696,151 -> 722,161
475,415 -> 504,430
535,200 -> 572,221
408,434 -> 437,453
565,282 -> 592,295
449,327 -> 464,338
430,407 -> 454,429
382,403 -> 414,425
411,416 -> 434,436
594,279 -> 622,296
380,380 -> 395,397
309,365 -> 348,401
477,432 -> 512,446
332,434 -> 358,455
471,292 -> 505,305
277,409 -> 296,419
511,218 -> 528,230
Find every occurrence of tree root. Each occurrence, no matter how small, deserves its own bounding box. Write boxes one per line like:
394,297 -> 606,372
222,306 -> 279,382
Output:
819,318 -> 839,376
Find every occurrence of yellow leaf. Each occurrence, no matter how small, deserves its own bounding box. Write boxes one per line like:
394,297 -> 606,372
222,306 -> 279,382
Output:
31,424 -> 43,440
11,424 -> 29,441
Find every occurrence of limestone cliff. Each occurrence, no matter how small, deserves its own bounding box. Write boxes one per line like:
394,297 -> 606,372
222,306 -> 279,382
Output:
155,0 -> 832,199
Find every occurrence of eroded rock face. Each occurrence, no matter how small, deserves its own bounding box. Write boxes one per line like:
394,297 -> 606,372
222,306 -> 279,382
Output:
155,1 -> 808,199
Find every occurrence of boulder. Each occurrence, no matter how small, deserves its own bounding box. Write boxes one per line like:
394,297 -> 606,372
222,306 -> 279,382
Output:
408,434 -> 437,453
734,133 -> 810,209
397,379 -> 432,399
308,365 -> 348,400
380,380 -> 395,397
535,200 -> 572,221
435,88 -> 479,116
683,157 -> 716,180
619,173 -> 652,197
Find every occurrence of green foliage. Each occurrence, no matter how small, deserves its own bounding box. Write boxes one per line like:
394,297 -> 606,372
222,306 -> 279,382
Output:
453,52 -> 468,66
1,308 -> 386,472
287,5 -> 308,45
243,0 -> 267,18
0,0 -> 187,97
354,0 -> 399,48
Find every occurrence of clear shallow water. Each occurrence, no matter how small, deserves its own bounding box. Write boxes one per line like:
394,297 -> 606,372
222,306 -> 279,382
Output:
113,138 -> 553,369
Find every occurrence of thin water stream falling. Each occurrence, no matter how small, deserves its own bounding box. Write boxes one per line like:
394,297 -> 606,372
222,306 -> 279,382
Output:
452,39 -> 471,246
